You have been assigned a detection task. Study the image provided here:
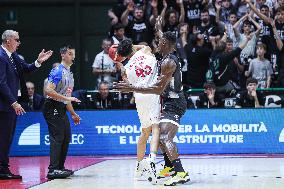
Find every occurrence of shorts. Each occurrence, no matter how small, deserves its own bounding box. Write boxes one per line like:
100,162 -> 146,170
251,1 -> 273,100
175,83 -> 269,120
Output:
160,97 -> 187,127
134,93 -> 161,128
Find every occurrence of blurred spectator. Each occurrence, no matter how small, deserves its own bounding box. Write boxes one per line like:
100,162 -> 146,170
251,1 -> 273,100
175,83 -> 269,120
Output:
183,0 -> 205,30
108,0 -> 133,26
233,14 -> 261,65
226,38 -> 245,89
111,23 -> 127,44
235,0 -> 249,18
247,1 -> 279,80
19,81 -> 44,111
270,17 -> 284,87
245,43 -> 273,88
195,9 -> 221,48
274,6 -> 284,85
92,81 -> 120,109
160,0 -> 185,37
181,32 -> 211,89
43,62 -> 60,97
176,23 -> 190,79
121,1 -> 158,44
274,6 -> 284,43
235,77 -> 265,108
196,81 -> 224,108
215,3 -> 239,48
207,33 -> 251,96
254,0 -> 268,10
218,0 -> 236,24
276,0 -> 284,9
92,39 -> 117,88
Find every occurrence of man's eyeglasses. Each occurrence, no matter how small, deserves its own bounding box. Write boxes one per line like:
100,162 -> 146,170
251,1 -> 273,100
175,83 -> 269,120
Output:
14,38 -> 20,43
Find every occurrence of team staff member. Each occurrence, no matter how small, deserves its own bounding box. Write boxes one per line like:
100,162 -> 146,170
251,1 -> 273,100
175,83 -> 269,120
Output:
0,30 -> 53,180
43,45 -> 81,179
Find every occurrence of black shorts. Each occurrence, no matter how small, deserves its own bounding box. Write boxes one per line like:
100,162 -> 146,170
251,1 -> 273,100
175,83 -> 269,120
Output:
160,96 -> 187,125
43,99 -> 67,120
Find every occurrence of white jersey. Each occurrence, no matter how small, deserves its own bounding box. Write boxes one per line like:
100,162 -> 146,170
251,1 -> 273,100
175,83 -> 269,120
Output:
124,47 -> 160,128
124,48 -> 159,88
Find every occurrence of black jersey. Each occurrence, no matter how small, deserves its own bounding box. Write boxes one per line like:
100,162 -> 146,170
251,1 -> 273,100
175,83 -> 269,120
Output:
276,21 -> 284,43
159,52 -> 187,124
184,0 -> 204,28
125,19 -> 153,45
160,52 -> 184,99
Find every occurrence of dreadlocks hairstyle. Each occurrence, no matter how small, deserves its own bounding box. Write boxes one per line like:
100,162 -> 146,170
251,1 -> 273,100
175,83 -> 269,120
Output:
117,38 -> 133,57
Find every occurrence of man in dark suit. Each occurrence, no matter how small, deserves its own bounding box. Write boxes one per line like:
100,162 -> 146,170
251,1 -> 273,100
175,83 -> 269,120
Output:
19,81 -> 45,111
0,30 -> 53,179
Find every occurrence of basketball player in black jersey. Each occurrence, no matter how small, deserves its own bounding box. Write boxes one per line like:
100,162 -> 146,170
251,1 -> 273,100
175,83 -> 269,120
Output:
114,31 -> 190,186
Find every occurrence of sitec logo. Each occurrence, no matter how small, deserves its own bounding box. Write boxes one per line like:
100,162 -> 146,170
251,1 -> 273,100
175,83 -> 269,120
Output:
45,134 -> 84,145
18,123 -> 40,145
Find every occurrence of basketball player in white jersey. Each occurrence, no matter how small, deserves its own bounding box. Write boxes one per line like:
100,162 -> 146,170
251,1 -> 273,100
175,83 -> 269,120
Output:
114,39 -> 160,184
115,31 -> 191,186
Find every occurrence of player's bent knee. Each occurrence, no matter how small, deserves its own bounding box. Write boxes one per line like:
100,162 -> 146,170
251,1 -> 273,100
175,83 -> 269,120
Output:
151,125 -> 160,136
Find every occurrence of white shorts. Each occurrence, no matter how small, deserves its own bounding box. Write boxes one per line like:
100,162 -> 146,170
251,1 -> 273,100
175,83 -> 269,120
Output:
134,93 -> 161,128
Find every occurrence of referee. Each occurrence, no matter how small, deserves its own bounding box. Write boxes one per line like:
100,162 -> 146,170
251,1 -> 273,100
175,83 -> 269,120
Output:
43,45 -> 81,179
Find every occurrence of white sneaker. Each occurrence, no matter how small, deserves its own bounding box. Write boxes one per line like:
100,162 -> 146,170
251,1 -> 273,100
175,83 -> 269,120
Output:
134,159 -> 147,180
145,158 -> 157,185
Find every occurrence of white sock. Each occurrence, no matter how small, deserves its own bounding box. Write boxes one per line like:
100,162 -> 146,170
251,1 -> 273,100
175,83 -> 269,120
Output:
136,160 -> 141,170
149,153 -> 157,162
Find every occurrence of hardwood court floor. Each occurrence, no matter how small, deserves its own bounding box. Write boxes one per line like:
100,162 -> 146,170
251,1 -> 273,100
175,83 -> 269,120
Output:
29,155 -> 284,189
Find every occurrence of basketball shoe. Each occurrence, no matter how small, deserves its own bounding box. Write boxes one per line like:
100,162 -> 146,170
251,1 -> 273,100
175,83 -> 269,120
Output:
157,166 -> 175,179
134,159 -> 147,180
145,158 -> 157,185
164,171 -> 190,186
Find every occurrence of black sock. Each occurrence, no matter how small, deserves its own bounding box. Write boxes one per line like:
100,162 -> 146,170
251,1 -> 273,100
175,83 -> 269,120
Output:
172,158 -> 184,172
163,153 -> 173,168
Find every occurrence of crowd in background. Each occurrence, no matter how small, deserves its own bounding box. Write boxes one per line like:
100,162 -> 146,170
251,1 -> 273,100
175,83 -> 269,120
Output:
22,0 -> 284,110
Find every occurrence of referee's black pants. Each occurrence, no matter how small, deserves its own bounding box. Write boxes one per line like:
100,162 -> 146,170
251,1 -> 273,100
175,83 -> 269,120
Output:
43,99 -> 71,172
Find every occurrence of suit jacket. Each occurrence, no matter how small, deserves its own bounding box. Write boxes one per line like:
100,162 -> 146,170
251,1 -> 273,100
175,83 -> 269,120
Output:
0,46 -> 38,112
19,93 -> 45,111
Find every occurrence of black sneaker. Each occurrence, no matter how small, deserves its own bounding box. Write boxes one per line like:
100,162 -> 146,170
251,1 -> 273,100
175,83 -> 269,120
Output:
0,168 -> 22,180
47,169 -> 72,179
62,168 -> 74,175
